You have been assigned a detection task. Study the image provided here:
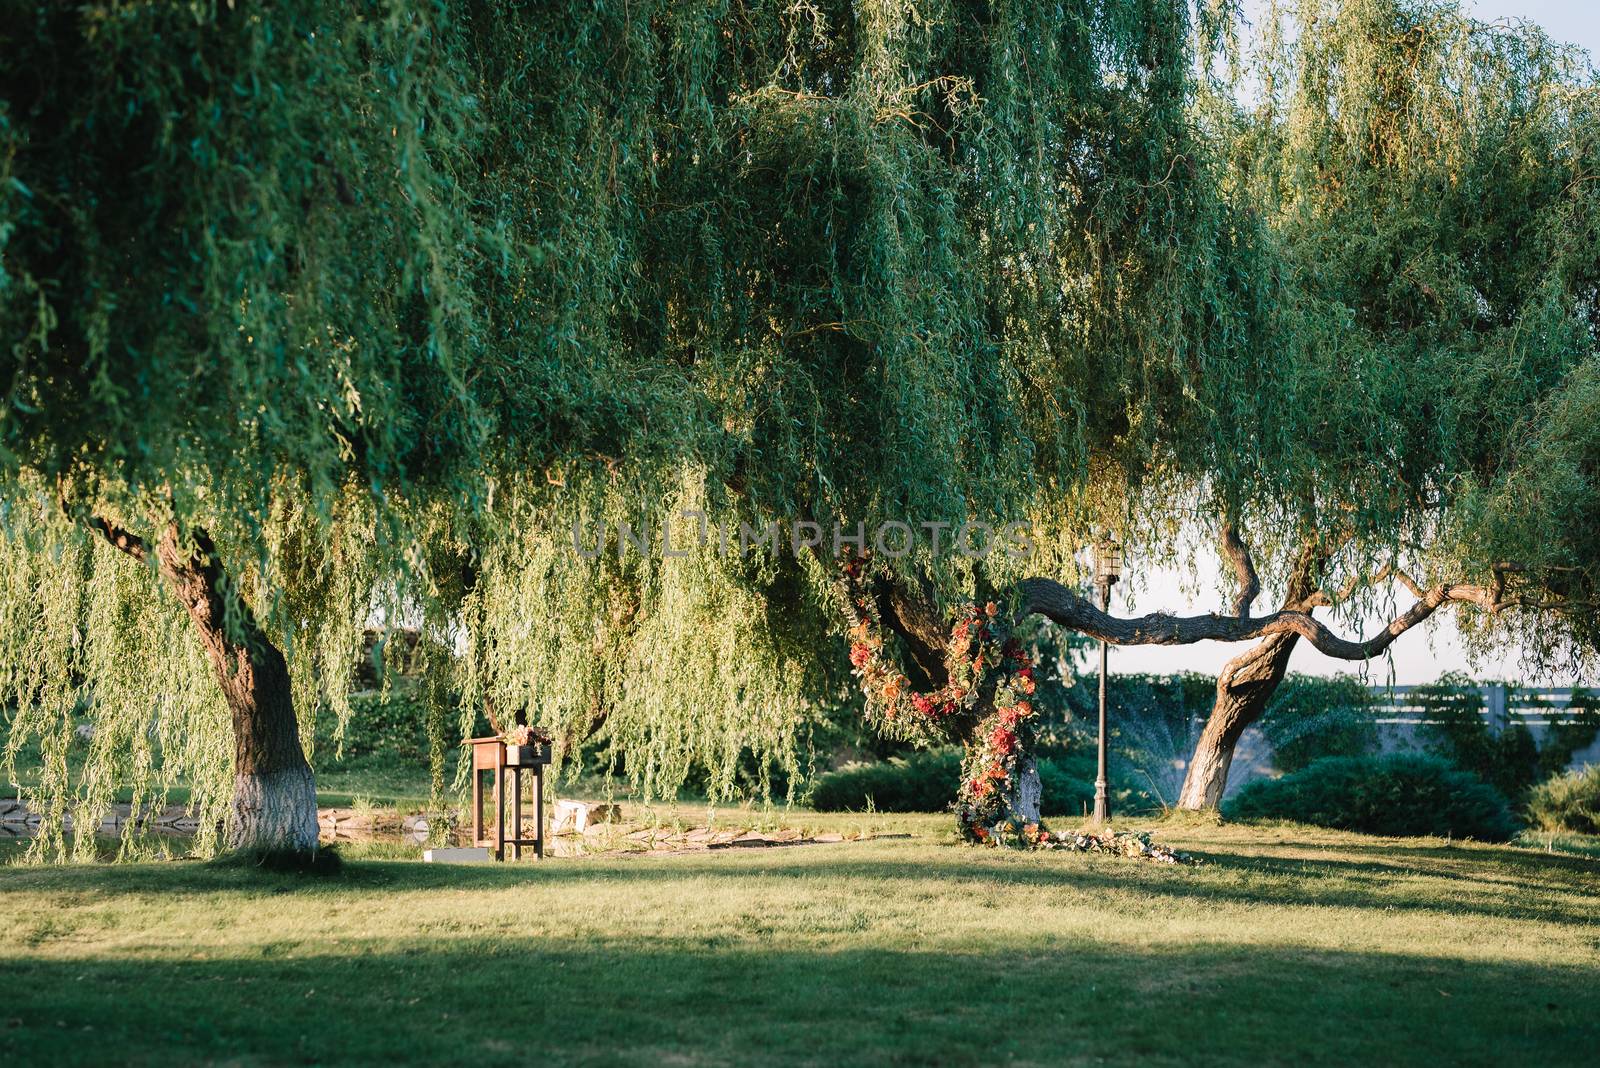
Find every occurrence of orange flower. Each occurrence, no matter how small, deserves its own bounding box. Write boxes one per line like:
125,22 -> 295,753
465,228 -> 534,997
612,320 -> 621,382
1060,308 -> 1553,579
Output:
985,601 -> 998,617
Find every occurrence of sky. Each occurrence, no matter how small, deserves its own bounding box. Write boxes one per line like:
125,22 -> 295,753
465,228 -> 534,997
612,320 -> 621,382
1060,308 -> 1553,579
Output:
1239,1 -> 1600,55
1114,2 -> 1599,688
1460,2 -> 1599,51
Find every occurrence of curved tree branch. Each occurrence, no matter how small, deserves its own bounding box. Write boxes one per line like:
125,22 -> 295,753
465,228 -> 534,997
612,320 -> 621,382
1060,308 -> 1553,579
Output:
88,515 -> 148,562
1019,575 -> 1520,662
1220,521 -> 1260,618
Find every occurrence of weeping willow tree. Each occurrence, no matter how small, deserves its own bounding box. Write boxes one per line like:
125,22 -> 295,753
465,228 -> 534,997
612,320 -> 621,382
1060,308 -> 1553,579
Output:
0,2 -> 676,856
440,0 -> 1295,836
452,0 -> 1600,835
8,0 -> 1596,855
10,0 -> 1262,850
1156,0 -> 1600,808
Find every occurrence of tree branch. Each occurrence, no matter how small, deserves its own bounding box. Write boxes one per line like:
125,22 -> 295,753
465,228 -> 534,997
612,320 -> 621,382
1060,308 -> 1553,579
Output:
1019,574 -> 1522,662
88,515 -> 148,562
1391,566 -> 1426,600
1220,521 -> 1260,618
1299,563 -> 1394,610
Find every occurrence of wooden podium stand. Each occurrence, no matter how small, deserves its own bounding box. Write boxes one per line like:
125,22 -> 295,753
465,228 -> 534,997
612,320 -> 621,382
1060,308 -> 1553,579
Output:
467,737 -> 550,860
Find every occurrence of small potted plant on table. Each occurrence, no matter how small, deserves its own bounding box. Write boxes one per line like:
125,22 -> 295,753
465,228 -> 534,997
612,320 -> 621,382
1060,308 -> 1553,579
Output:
502,723 -> 552,766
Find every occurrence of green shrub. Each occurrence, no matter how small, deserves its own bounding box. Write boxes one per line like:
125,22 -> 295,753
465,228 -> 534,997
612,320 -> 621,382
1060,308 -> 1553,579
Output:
1035,754 -> 1095,816
1223,753 -> 1517,841
1414,674 -> 1541,799
315,689 -> 434,763
1259,674 -> 1378,772
1524,765 -> 1600,835
808,750 -> 963,813
808,748 -> 1152,816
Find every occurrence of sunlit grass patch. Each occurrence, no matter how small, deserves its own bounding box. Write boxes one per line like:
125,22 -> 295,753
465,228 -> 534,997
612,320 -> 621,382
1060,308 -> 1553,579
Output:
1,821 -> 1597,1066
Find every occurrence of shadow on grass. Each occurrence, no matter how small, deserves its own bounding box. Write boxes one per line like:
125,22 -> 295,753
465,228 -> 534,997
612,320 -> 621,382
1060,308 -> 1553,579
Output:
2,935 -> 1595,1067
3,834 -> 1597,928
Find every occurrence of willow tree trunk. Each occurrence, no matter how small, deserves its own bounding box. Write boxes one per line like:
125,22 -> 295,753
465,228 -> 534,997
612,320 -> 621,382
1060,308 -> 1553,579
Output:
149,526 -> 318,851
1176,632 -> 1298,810
1008,755 -> 1043,823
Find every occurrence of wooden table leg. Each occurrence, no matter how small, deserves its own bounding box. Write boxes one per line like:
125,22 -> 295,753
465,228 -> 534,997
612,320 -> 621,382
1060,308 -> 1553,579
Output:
472,766 -> 484,846
511,766 -> 523,861
534,765 -> 545,860
493,756 -> 505,861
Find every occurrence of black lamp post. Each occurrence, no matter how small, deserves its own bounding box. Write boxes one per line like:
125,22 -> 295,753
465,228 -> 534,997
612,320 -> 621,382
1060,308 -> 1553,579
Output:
1092,534 -> 1122,824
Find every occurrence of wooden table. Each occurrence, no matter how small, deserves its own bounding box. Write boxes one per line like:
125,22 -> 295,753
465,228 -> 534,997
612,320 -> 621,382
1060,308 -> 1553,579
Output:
467,737 -> 550,860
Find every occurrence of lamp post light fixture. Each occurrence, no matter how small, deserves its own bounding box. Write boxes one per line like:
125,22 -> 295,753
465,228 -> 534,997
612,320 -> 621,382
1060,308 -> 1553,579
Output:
1092,534 -> 1122,824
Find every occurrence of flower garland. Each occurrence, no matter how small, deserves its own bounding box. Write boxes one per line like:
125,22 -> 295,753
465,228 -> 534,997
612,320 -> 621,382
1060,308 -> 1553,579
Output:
953,638 -> 1041,846
840,554 -> 1040,845
837,555 -> 1200,864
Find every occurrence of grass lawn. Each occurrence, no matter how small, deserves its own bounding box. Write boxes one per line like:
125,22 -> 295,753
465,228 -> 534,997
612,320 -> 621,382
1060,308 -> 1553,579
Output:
1,819 -> 1597,1067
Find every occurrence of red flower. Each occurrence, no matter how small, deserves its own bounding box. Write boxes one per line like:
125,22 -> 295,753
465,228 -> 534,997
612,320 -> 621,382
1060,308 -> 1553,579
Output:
985,601 -> 998,617
988,726 -> 1016,753
910,694 -> 935,717
849,644 -> 873,668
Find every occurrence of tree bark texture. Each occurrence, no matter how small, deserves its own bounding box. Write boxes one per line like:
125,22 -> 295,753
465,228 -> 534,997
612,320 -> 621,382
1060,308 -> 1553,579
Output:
1006,755 -> 1043,824
1175,538 -> 1323,810
95,520 -> 318,851
1174,632 -> 1298,809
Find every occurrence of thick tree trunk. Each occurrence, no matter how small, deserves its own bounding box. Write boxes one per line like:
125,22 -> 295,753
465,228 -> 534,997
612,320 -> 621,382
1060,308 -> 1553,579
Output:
95,519 -> 318,851
1173,532 -> 1331,811
150,527 -> 318,851
1175,632 -> 1298,810
956,737 -> 1042,839
1007,755 -> 1042,824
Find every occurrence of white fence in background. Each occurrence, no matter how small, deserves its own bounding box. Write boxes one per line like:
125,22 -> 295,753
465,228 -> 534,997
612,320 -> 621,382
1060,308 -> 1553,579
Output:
1368,685 -> 1593,727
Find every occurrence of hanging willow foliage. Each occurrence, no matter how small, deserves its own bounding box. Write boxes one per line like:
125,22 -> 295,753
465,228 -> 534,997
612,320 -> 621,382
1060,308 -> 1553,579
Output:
0,491 -> 231,858
1212,0 -> 1600,637
3,1 -> 1598,852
